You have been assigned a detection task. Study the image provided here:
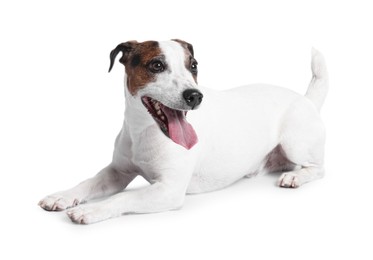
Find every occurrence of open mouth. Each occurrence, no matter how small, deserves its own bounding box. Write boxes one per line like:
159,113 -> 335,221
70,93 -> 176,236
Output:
141,96 -> 198,150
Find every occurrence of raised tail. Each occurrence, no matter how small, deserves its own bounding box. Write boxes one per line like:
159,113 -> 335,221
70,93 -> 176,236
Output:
305,48 -> 328,111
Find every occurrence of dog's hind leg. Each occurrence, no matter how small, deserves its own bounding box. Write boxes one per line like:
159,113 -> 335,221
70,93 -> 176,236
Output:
38,165 -> 137,211
276,100 -> 326,188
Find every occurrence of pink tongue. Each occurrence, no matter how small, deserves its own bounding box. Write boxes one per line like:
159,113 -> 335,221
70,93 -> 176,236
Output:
162,107 -> 198,150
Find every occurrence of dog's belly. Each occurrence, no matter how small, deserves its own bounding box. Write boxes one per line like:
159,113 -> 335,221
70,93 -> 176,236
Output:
186,138 -> 273,194
186,84 -> 301,193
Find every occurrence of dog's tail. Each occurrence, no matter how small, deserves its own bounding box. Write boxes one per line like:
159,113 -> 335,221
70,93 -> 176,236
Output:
305,48 -> 328,111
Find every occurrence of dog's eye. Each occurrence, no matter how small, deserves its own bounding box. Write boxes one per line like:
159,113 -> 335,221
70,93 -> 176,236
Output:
148,60 -> 165,73
191,61 -> 198,74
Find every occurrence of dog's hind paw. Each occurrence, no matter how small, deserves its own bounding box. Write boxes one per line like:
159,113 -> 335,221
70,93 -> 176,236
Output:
38,194 -> 81,211
277,172 -> 300,188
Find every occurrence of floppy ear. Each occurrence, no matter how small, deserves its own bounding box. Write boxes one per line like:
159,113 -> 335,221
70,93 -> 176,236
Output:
172,39 -> 194,57
108,41 -> 138,72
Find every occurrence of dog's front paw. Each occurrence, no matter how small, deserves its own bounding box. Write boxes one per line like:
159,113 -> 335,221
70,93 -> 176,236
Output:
66,204 -> 110,224
38,193 -> 81,211
277,172 -> 300,188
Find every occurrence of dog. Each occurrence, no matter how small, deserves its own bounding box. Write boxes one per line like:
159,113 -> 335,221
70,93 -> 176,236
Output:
39,39 -> 328,224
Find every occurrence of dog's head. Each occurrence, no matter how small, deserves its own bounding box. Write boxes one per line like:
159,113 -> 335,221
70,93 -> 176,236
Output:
109,39 -> 203,150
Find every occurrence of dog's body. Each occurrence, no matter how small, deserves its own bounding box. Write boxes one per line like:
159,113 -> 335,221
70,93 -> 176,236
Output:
39,40 -> 328,224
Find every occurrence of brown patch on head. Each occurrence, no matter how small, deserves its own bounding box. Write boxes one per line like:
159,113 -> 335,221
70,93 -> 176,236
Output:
172,39 -> 198,83
109,40 -> 162,95
125,41 -> 162,95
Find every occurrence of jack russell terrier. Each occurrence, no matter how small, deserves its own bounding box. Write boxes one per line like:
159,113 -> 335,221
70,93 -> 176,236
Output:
39,39 -> 328,224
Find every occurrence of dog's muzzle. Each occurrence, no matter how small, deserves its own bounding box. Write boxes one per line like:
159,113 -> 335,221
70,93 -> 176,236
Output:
141,89 -> 203,150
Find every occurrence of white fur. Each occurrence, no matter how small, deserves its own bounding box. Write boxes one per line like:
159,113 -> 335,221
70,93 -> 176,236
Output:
39,41 -> 328,224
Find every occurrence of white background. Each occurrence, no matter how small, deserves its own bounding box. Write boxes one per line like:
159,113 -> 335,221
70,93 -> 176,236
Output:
1,0 -> 372,259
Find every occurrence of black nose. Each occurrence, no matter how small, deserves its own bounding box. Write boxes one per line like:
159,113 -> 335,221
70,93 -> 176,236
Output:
183,89 -> 203,109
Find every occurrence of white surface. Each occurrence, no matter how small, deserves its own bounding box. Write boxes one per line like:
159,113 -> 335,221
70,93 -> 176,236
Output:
0,0 -> 372,259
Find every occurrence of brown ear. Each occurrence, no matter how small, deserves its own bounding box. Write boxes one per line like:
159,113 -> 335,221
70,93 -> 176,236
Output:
108,41 -> 138,72
172,39 -> 194,57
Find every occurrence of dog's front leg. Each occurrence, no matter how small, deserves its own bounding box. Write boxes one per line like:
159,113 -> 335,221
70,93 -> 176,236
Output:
66,181 -> 186,224
38,165 -> 137,211
66,163 -> 193,224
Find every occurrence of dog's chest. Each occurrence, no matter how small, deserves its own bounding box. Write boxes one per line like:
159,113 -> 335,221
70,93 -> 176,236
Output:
128,124 -> 190,178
